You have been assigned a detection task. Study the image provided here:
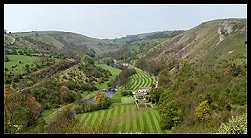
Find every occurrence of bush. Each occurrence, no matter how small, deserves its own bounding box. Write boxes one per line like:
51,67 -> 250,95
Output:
194,100 -> 211,121
96,92 -> 111,109
217,113 -> 247,134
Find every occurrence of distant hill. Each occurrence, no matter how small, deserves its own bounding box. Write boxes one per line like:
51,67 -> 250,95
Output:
111,30 -> 184,44
136,18 -> 247,74
4,31 -> 121,58
101,30 -> 184,63
4,30 -> 184,59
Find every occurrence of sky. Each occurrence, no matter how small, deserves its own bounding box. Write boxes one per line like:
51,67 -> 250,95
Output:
4,4 -> 247,39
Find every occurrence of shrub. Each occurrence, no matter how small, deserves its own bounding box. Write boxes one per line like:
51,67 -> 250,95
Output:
194,100 -> 211,121
96,92 -> 111,109
217,113 -> 247,134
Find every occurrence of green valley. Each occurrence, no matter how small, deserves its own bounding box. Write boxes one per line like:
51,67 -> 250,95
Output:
4,5 -> 247,134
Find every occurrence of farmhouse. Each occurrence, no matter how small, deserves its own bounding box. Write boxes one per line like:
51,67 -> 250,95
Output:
137,87 -> 151,94
133,87 -> 153,109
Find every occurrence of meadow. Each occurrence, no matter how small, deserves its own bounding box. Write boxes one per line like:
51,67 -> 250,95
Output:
4,55 -> 40,75
75,104 -> 170,133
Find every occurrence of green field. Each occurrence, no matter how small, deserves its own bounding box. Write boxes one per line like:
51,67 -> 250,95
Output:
75,104 -> 170,133
124,68 -> 154,91
4,55 -> 40,75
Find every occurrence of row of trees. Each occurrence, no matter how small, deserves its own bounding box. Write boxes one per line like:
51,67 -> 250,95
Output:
112,67 -> 136,88
74,92 -> 111,114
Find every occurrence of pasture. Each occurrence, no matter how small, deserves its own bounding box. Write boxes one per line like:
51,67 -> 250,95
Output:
4,55 -> 40,75
75,104 -> 170,133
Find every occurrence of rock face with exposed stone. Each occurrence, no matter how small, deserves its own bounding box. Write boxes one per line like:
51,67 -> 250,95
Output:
216,19 -> 243,46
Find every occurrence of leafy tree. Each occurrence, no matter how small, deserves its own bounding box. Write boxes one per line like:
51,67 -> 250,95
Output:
150,88 -> 162,104
158,91 -> 181,129
112,68 -> 136,88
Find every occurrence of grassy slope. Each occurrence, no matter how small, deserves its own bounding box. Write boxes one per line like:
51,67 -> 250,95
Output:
136,19 -> 246,73
4,55 -> 40,75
